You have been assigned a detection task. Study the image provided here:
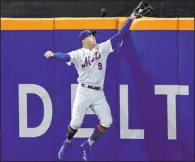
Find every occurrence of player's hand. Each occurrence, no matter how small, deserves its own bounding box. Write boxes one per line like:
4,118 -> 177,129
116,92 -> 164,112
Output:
44,51 -> 54,58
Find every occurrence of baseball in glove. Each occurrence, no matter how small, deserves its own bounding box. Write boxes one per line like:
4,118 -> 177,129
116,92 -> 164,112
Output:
131,1 -> 154,18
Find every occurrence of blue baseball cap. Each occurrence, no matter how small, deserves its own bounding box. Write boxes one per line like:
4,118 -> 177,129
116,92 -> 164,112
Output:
78,30 -> 96,42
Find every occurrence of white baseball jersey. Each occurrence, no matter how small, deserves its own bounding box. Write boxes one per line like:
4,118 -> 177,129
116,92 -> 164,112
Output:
68,39 -> 113,88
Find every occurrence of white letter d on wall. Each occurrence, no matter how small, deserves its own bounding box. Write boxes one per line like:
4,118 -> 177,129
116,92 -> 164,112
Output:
18,84 -> 53,138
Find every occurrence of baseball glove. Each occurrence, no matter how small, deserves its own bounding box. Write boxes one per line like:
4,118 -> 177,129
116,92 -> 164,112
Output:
131,1 -> 154,18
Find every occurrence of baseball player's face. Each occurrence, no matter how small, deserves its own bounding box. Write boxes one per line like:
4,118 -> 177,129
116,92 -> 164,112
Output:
83,34 -> 97,49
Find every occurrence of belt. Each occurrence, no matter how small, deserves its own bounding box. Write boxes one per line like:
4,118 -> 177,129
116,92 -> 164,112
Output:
81,84 -> 101,90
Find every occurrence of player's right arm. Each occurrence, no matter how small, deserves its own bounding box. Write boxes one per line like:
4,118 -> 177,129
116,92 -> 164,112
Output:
44,51 -> 71,62
44,50 -> 81,65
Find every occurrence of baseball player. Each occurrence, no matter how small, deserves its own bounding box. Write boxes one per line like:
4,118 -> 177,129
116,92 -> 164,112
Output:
44,2 -> 153,161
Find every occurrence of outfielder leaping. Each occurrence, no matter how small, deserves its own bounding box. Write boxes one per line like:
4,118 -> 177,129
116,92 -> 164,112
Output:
44,1 -> 153,161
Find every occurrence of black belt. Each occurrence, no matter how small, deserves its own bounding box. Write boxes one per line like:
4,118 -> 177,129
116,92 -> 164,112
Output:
81,84 -> 101,90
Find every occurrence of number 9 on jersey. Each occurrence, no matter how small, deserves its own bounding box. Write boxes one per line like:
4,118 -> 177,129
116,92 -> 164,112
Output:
98,62 -> 102,70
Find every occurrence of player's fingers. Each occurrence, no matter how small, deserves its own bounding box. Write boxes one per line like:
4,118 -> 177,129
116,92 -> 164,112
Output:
44,51 -> 53,58
47,51 -> 52,55
44,53 -> 49,58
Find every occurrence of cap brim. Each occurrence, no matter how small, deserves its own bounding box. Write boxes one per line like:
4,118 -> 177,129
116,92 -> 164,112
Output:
90,31 -> 97,36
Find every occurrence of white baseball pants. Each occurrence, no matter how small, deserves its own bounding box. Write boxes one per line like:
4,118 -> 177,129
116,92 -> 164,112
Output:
70,84 -> 113,130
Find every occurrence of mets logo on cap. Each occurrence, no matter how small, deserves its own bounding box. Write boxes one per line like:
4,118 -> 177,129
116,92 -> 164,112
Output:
78,30 -> 96,42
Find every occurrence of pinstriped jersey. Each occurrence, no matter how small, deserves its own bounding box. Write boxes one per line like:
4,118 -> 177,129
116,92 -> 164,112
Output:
68,39 -> 113,88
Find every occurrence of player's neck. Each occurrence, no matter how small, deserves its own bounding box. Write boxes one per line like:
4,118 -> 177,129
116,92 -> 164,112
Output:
83,44 -> 93,51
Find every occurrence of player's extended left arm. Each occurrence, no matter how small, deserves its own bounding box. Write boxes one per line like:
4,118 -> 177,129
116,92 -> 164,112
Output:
110,17 -> 134,49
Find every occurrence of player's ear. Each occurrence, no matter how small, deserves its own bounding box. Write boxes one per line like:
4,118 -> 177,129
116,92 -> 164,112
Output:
82,38 -> 87,45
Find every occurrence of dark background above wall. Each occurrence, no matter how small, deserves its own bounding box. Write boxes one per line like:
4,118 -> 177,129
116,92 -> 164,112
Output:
1,0 -> 195,18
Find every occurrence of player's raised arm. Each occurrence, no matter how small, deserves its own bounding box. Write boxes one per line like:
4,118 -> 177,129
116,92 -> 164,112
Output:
110,1 -> 154,50
97,16 -> 135,56
110,16 -> 134,50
